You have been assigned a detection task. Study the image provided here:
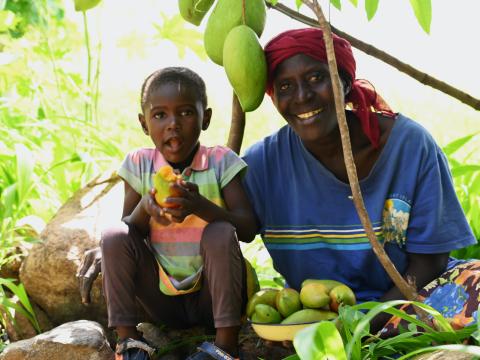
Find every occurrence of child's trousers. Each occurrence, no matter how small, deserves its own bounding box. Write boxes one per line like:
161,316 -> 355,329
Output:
101,221 -> 246,330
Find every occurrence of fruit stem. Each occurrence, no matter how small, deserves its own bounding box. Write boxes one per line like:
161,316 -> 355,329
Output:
242,0 -> 247,24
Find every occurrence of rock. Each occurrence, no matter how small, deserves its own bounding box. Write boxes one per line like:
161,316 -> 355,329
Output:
0,320 -> 114,360
19,173 -> 122,327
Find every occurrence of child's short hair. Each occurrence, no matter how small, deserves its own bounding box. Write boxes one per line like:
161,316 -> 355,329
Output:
140,67 -> 208,111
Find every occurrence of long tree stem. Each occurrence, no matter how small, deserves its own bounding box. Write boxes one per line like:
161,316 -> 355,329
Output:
227,94 -> 246,154
300,0 -> 437,329
267,1 -> 480,111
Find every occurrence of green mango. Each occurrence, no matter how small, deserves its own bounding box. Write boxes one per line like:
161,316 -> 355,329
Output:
301,279 -> 344,293
74,0 -> 102,12
178,0 -> 215,26
246,288 -> 279,318
223,25 -> 267,112
204,0 -> 266,65
253,304 -> 282,324
281,309 -> 337,325
275,288 -> 302,318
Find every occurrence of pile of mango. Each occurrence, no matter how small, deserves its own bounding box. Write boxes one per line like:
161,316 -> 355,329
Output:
178,0 -> 267,112
247,279 -> 356,324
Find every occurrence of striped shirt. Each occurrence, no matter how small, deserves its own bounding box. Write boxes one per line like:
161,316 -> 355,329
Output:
118,145 -> 247,295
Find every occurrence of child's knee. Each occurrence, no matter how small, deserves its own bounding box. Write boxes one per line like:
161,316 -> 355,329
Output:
100,222 -> 130,254
200,221 -> 238,254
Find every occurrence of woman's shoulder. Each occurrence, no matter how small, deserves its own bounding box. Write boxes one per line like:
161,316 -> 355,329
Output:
387,113 -> 439,152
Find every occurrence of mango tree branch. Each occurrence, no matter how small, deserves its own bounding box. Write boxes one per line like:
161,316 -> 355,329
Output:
267,1 -> 480,111
301,0 -> 417,300
227,93 -> 246,154
302,0 -> 436,329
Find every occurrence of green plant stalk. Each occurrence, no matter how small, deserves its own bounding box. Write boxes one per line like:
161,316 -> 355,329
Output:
82,10 -> 92,123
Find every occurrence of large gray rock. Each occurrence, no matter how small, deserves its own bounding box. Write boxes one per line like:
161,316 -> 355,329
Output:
0,320 -> 114,360
19,173 -> 122,326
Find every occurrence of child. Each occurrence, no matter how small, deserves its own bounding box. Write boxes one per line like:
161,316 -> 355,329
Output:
102,67 -> 256,360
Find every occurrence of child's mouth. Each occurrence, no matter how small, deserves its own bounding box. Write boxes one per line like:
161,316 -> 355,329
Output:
166,137 -> 183,152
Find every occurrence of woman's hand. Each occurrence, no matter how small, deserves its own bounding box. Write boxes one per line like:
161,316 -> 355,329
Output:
76,247 -> 102,305
162,180 -> 206,223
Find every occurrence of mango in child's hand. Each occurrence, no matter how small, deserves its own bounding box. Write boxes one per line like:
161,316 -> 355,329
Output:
329,284 -> 356,312
300,283 -> 330,309
252,304 -> 282,324
275,288 -> 302,318
152,165 -> 182,208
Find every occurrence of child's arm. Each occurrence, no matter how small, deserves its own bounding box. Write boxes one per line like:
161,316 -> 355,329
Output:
163,175 -> 257,243
122,181 -> 171,236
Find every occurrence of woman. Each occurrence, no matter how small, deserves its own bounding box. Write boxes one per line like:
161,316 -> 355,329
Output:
242,28 -> 478,334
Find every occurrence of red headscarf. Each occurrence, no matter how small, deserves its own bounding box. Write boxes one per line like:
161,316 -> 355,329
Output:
264,28 -> 394,148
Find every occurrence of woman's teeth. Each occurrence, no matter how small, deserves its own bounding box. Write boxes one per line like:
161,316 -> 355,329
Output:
297,108 -> 323,120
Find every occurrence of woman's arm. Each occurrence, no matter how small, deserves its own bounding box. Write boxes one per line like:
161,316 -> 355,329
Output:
163,174 -> 257,243
371,251 -> 449,332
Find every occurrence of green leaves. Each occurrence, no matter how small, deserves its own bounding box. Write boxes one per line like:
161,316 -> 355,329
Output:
409,0 -> 432,33
365,0 -> 379,21
154,13 -> 206,60
294,321 -> 347,360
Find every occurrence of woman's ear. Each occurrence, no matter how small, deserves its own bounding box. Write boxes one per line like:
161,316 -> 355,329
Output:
138,113 -> 148,135
202,108 -> 212,130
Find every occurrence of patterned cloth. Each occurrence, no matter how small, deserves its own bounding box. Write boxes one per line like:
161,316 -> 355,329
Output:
118,145 -> 247,295
381,260 -> 480,336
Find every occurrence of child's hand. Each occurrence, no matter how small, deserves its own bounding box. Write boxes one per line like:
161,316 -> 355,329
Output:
144,189 -> 172,226
162,180 -> 205,223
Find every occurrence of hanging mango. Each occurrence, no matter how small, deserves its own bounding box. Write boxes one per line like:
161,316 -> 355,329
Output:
178,0 -> 215,26
203,0 -> 266,66
223,25 -> 267,112
74,0 -> 102,12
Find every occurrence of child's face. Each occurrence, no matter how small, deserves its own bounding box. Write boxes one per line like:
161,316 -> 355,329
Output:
139,82 -> 211,164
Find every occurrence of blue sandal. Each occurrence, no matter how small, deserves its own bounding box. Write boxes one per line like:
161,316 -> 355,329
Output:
186,342 -> 242,360
115,337 -> 155,360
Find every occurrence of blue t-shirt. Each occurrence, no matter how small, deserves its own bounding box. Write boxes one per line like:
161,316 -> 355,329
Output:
242,114 -> 476,302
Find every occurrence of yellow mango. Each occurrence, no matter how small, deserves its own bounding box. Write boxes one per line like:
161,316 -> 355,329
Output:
152,165 -> 182,208
252,304 -> 282,324
300,283 -> 330,309
301,279 -> 344,293
275,288 -> 302,318
204,0 -> 266,65
329,284 -> 356,312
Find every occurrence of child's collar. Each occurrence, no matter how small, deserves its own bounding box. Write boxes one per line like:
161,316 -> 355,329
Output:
153,145 -> 209,174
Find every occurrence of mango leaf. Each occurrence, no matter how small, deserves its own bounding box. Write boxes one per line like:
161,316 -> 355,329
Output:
442,132 -> 478,156
0,0 -> 6,10
330,0 -> 341,10
153,13 -> 206,60
451,165 -> 480,178
0,10 -> 17,32
294,321 -> 347,360
409,0 -> 432,33
348,0 -> 357,7
296,0 -> 303,10
398,344 -> 480,360
365,0 -> 379,20
267,0 -> 279,5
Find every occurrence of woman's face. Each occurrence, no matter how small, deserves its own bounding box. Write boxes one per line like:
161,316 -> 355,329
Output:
272,53 -> 340,145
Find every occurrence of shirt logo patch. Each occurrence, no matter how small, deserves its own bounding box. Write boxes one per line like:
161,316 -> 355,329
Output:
382,198 -> 411,247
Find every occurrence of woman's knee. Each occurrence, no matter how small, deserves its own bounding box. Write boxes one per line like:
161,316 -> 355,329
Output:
200,221 -> 238,254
